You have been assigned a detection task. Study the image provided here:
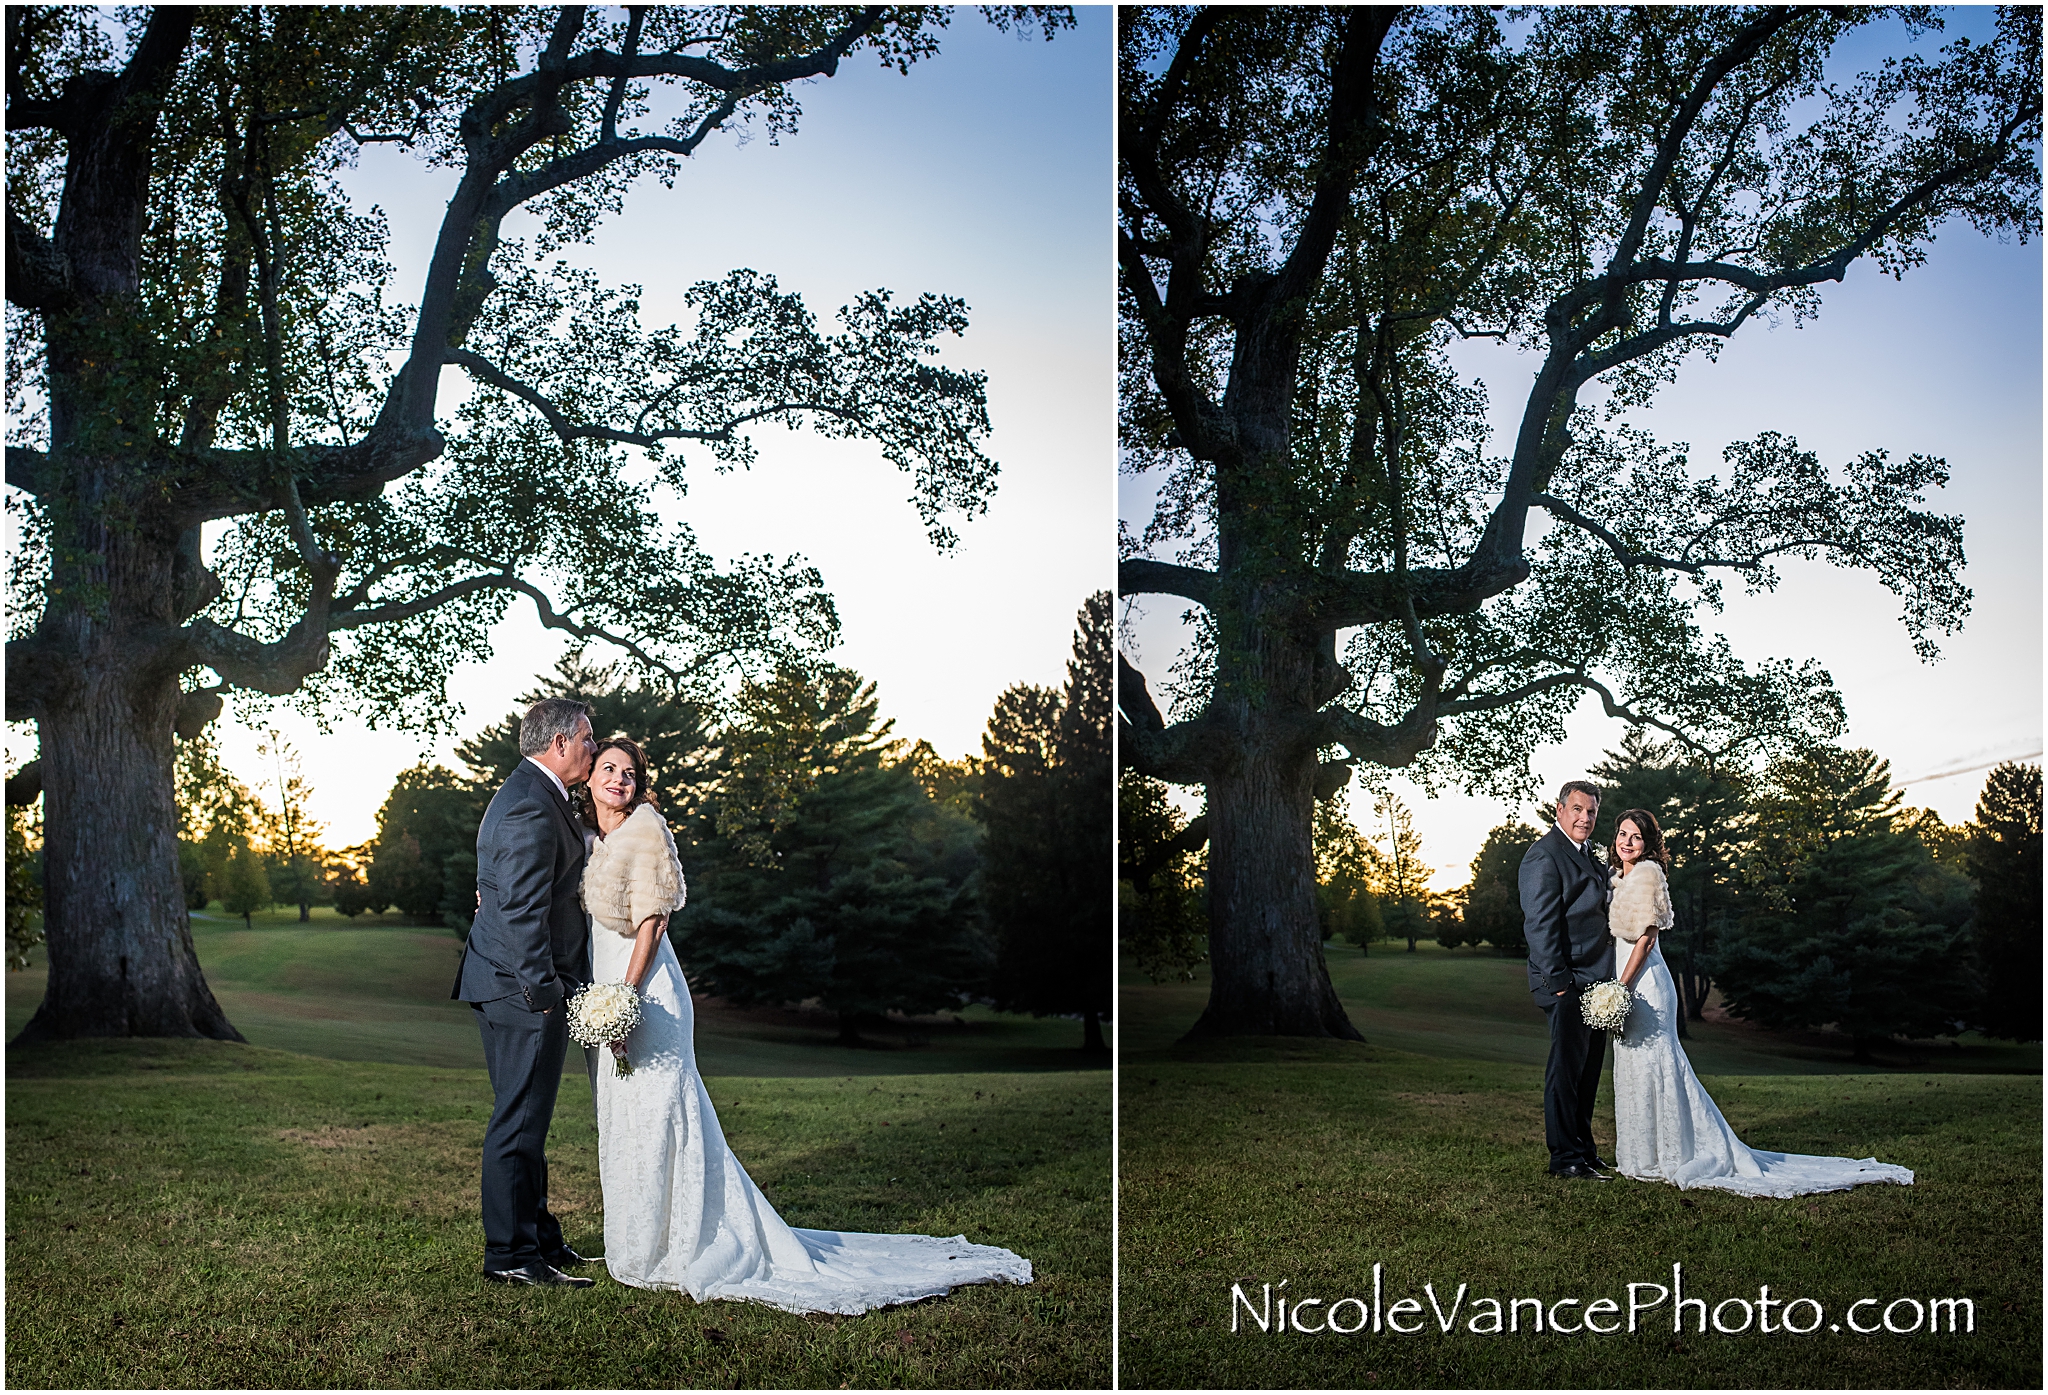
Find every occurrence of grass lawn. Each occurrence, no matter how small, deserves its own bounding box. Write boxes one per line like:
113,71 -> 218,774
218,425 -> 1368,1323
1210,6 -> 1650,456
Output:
1119,943 -> 2041,1389
8,905 -> 1108,1075
6,909 -> 1110,1388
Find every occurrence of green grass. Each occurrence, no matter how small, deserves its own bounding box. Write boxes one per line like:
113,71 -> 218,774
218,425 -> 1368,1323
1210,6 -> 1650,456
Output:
1119,944 -> 2041,1389
6,910 -> 1110,1387
8,906 -> 1108,1076
7,1042 -> 1106,1388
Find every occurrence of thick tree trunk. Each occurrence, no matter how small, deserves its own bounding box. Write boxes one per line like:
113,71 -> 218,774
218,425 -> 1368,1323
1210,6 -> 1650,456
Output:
1188,725 -> 1362,1040
1081,1008 -> 1106,1055
17,665 -> 242,1043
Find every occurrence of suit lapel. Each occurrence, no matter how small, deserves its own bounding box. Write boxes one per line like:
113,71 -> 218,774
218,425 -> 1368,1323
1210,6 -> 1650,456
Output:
524,761 -> 584,850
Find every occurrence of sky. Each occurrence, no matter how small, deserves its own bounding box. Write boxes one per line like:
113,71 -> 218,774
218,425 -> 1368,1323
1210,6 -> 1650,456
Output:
1116,9 -> 2043,890
166,11 -> 1114,847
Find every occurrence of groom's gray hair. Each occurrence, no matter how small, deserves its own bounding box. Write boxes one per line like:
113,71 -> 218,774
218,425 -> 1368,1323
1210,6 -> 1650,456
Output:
1557,779 -> 1602,807
519,697 -> 593,756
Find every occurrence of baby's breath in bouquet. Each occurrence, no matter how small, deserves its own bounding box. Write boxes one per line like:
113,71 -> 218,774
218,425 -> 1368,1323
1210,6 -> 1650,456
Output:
567,982 -> 642,1076
1579,979 -> 1632,1034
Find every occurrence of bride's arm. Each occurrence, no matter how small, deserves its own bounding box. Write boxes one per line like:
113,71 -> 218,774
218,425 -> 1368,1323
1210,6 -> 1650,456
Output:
1620,928 -> 1657,989
621,913 -> 669,991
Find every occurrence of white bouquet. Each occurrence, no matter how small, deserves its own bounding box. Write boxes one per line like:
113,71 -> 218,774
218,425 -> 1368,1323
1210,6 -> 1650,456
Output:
1579,979 -> 1633,1034
567,981 -> 642,1076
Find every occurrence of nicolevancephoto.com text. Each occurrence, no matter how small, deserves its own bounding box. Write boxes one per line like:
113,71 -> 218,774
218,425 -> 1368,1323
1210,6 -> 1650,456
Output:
1229,1264 -> 1978,1339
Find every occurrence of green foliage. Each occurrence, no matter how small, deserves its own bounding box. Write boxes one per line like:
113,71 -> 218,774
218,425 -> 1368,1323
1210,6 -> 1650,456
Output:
1714,748 -> 1980,1061
253,730 -> 327,921
1968,761 -> 2043,1042
1118,773 -> 1207,982
219,840 -> 272,929
1450,822 -> 1537,956
1312,795 -> 1384,951
364,766 -> 481,927
457,651 -> 715,829
676,666 -> 987,1042
174,735 -> 266,909
1371,791 -> 1433,951
976,593 -> 1113,1049
6,800 -> 45,969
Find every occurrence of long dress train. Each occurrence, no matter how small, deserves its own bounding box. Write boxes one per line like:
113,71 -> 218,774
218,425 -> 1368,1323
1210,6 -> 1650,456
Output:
587,920 -> 1032,1312
1609,865 -> 1913,1198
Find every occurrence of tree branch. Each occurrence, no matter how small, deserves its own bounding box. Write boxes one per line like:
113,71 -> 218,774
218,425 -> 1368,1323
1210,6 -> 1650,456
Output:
5,206 -> 70,313
1118,557 -> 1217,609
446,347 -> 864,447
1118,653 -> 1213,784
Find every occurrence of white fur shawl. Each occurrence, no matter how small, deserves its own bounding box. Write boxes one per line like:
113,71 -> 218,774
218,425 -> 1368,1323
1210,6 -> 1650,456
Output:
1608,859 -> 1674,945
581,803 -> 687,938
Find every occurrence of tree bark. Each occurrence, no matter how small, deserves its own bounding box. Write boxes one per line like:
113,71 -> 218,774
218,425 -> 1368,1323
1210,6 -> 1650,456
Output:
1187,682 -> 1362,1041
16,527 -> 241,1042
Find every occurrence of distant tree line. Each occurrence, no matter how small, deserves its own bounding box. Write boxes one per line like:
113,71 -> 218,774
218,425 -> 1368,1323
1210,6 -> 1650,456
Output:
1120,729 -> 2042,1058
330,593 -> 1114,1052
1451,735 -> 2041,1059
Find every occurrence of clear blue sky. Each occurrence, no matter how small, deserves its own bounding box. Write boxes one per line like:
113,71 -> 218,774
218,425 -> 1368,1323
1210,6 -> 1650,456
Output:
1117,9 -> 2042,887
205,9 -> 1113,844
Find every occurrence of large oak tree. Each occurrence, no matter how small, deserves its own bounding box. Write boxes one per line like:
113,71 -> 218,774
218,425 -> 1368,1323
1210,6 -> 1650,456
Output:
5,5 -> 1068,1042
1117,6 -> 2039,1038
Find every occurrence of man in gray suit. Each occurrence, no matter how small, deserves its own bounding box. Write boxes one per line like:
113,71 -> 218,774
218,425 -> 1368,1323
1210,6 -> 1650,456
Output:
1520,779 -> 1615,1180
452,696 -> 599,1285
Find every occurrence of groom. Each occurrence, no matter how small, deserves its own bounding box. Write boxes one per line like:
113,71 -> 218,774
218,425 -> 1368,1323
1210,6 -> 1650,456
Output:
451,696 -> 600,1286
1520,779 -> 1615,1181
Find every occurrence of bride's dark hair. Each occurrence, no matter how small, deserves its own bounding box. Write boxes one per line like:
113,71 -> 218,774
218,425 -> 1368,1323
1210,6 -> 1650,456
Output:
574,736 -> 661,830
1612,807 -> 1671,870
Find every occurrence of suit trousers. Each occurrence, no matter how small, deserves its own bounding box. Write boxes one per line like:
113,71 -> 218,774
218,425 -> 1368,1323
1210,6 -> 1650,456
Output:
474,995 -> 570,1268
1541,996 -> 1606,1169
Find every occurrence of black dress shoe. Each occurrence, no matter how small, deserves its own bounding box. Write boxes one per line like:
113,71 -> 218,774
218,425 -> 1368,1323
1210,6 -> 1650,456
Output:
1592,1156 -> 1615,1171
483,1262 -> 593,1288
1549,1162 -> 1611,1180
544,1246 -> 601,1267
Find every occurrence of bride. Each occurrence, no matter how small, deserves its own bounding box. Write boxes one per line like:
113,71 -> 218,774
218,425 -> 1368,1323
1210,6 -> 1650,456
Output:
575,736 -> 1033,1312
1606,807 -> 1914,1197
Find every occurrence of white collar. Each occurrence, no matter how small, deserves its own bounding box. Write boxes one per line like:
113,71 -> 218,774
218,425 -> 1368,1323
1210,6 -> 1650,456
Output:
523,755 -> 570,804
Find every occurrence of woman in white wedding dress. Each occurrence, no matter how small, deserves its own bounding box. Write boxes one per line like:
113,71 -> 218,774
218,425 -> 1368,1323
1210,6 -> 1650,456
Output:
576,738 -> 1032,1312
1607,808 -> 1914,1198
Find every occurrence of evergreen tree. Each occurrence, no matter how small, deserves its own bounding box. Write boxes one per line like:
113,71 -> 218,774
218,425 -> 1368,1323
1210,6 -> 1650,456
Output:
1968,762 -> 2043,1042
457,652 -> 716,829
1118,772 -> 1207,983
1456,822 -> 1541,956
978,593 -> 1114,1053
1590,731 -> 1755,1031
328,842 -> 383,919
220,840 -> 272,929
1714,748 -> 1978,1062
676,666 -> 985,1045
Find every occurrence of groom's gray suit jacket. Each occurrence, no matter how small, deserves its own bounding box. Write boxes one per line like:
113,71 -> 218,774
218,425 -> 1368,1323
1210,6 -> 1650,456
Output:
1520,825 -> 1614,1004
451,759 -> 591,1011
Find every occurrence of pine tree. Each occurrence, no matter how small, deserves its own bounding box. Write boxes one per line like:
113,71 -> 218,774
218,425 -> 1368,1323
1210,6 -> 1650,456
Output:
978,593 -> 1114,1053
255,731 -> 328,922
1968,762 -> 2043,1042
677,666 -> 986,1045
1714,749 -> 1978,1062
1373,792 -> 1431,952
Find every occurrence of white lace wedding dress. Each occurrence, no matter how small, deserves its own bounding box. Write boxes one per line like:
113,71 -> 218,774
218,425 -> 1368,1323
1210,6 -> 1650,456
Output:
1608,860 -> 1914,1198
582,804 -> 1033,1312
